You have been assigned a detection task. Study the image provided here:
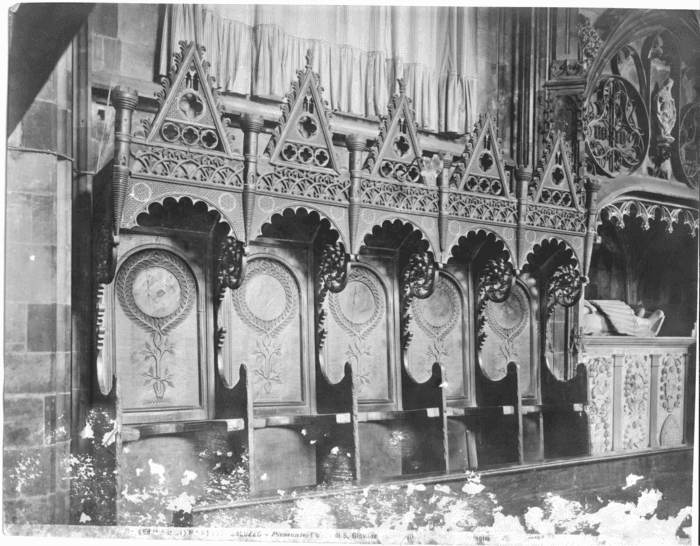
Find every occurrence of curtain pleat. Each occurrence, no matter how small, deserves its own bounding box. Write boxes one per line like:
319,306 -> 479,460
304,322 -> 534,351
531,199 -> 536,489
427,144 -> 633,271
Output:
159,5 -> 477,134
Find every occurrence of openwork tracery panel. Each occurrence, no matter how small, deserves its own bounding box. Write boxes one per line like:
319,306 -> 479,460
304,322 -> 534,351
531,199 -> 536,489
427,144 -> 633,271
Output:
257,167 -> 349,203
361,179 -> 439,214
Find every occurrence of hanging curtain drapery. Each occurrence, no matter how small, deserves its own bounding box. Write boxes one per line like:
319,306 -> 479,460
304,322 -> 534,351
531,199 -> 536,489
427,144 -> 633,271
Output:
159,4 -> 478,134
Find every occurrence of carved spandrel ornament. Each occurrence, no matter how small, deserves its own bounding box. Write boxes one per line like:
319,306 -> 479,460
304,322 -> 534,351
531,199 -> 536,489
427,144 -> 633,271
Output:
477,257 -> 514,304
586,356 -> 613,454
400,250 -> 438,350
216,237 -> 247,301
115,250 -> 198,407
547,263 -> 583,312
317,243 -> 350,351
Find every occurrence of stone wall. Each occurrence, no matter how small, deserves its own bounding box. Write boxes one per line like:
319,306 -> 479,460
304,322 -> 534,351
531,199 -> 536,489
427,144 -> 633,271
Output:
4,45 -> 73,524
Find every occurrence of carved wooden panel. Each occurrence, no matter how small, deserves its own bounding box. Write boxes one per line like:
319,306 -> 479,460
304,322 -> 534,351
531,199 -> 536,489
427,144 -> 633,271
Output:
112,235 -> 211,425
481,283 -> 533,395
228,257 -> 305,405
585,356 -> 614,454
622,354 -> 650,450
407,274 -> 466,398
323,264 -> 393,405
657,354 -> 684,447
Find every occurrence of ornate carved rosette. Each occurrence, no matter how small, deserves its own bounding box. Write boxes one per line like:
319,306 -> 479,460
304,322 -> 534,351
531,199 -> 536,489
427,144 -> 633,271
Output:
584,76 -> 649,177
316,243 -> 350,350
660,354 -> 683,413
477,257 -> 514,304
547,263 -> 583,309
400,251 -> 437,349
216,237 -> 247,300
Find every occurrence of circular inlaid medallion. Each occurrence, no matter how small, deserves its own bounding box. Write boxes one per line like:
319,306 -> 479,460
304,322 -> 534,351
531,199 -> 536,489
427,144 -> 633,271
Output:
218,193 -> 236,212
338,281 -> 375,325
132,182 -> 152,202
132,267 -> 182,318
245,274 -> 286,321
421,287 -> 452,328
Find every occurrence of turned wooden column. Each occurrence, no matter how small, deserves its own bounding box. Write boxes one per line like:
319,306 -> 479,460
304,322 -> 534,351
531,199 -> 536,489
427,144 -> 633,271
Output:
514,165 -> 532,272
240,114 -> 264,245
346,134 -> 366,257
438,154 -> 452,255
111,87 -> 138,246
582,178 -> 601,281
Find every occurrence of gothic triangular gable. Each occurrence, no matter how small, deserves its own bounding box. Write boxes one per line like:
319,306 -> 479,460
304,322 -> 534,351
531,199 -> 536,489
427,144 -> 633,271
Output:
530,132 -> 583,211
363,80 -> 424,184
145,41 -> 234,157
264,51 -> 339,174
449,115 -> 511,198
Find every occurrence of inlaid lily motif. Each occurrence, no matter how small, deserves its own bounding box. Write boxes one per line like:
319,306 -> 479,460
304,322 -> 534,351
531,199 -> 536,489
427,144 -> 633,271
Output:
345,337 -> 372,392
498,338 -> 518,375
140,332 -> 176,401
253,335 -> 283,394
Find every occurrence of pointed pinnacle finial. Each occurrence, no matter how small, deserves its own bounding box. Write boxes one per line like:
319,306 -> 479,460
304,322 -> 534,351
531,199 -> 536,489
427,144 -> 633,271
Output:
398,78 -> 406,95
305,49 -> 314,70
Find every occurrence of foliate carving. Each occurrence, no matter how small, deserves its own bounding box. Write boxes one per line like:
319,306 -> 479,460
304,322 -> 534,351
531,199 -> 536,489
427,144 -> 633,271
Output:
648,79 -> 677,179
94,221 -> 117,285
400,251 -> 437,350
548,264 -> 583,309
257,167 -> 348,203
116,250 -> 197,402
328,268 -> 385,391
525,205 -> 587,233
584,76 -> 648,177
146,41 -> 234,156
363,79 -> 423,182
232,260 -> 299,394
449,115 -> 511,198
654,79 -> 677,142
578,14 -> 603,67
660,354 -> 683,413
477,257 -> 514,304
480,284 -> 528,375
530,132 -> 584,210
264,49 -> 339,173
623,354 -> 649,451
412,276 -> 460,348
447,192 -> 518,224
216,237 -> 247,300
586,356 -> 613,454
597,200 -> 699,239
361,179 -> 439,214
95,283 -> 111,395
317,243 -> 349,350
131,147 -> 244,187
679,100 -> 700,189
550,59 -> 588,79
